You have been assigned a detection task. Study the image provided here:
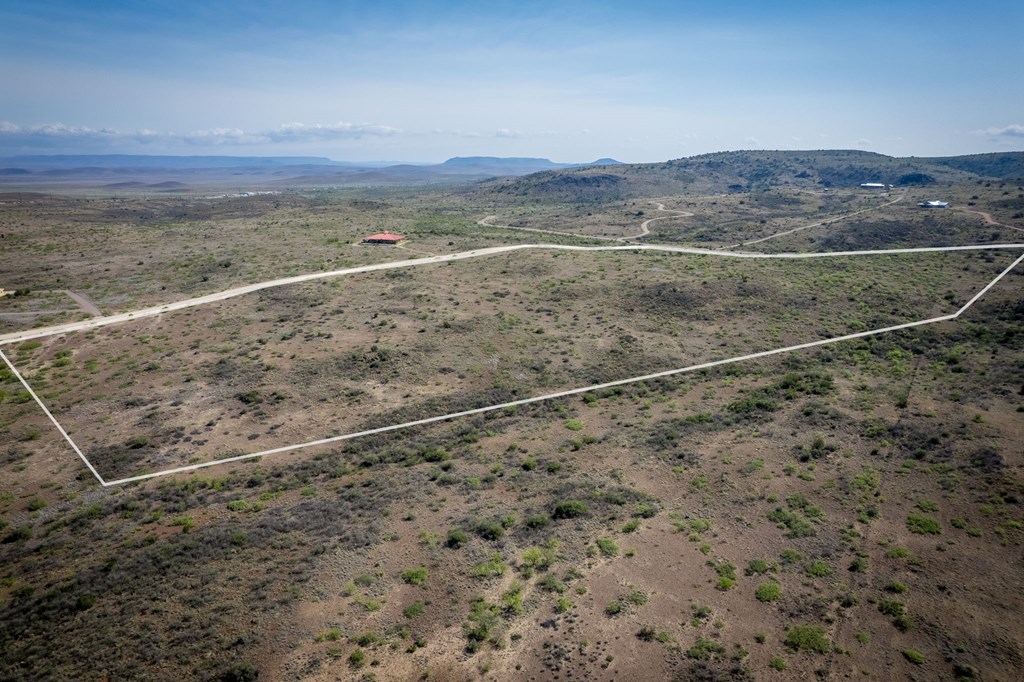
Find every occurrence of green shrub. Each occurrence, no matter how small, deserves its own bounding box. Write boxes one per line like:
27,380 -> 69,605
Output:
471,553 -> 506,578
401,567 -> 429,586
126,435 -> 149,449
350,631 -> 381,647
595,538 -> 619,557
884,581 -> 907,594
769,656 -> 786,671
624,587 -> 648,606
525,513 -> 550,529
903,649 -> 925,665
403,601 -> 425,618
552,500 -> 589,519
475,518 -> 505,541
686,638 -> 725,660
236,391 -> 261,404
906,514 -> 942,534
785,625 -> 831,654
27,498 -> 46,511
315,627 -> 342,642
446,528 -> 469,548
878,598 -> 904,616
805,560 -> 832,578
538,573 -> 567,593
755,582 -> 781,602
501,583 -> 524,615
172,516 -> 195,533
635,502 -> 658,518
520,541 -> 558,574
464,597 -> 500,651
348,648 -> 365,667
767,508 -> 816,537
711,561 -> 737,580
422,447 -> 449,462
636,626 -> 656,641
745,559 -> 775,575
893,614 -> 913,631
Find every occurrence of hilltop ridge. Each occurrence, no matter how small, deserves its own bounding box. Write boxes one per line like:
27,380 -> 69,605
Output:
477,149 -> 1024,202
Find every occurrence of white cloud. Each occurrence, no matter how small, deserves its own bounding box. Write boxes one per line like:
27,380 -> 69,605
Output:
0,120 -> 400,150
494,128 -> 521,138
433,129 -> 482,138
0,121 -> 161,145
267,122 -> 400,142
973,124 -> 1024,138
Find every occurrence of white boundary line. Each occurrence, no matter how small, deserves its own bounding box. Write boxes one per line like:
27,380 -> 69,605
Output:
1,242 -> 1023,347
735,191 -> 907,247
3,235 -> 1022,485
0,348 -> 107,485
76,250 -> 1024,486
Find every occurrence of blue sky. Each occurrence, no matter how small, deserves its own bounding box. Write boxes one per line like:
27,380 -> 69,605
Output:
1,0 -> 1022,162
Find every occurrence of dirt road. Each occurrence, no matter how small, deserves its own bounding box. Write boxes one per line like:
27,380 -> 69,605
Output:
478,201 -> 693,241
63,291 -> 101,315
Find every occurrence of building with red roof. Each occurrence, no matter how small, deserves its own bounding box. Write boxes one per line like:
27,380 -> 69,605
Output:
363,232 -> 405,244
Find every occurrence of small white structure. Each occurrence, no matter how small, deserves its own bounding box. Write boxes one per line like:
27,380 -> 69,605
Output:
918,200 -> 949,208
860,182 -> 886,188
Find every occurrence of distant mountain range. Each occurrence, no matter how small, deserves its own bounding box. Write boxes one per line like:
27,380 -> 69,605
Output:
0,150 -> 1020,193
0,154 -> 623,190
0,154 -> 341,169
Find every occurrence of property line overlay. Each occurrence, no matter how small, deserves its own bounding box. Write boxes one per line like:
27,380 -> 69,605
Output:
0,348 -> 107,485
4,250 -> 1022,487
2,242 -> 1023,348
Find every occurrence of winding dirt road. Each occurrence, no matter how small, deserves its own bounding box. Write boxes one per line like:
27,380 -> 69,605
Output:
960,208 -> 1024,234
734,191 -> 907,247
478,201 -> 692,242
3,199 -> 1024,485
2,239 -> 1023,348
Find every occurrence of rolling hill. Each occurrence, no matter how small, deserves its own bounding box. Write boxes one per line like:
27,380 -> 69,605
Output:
475,149 -> 1023,202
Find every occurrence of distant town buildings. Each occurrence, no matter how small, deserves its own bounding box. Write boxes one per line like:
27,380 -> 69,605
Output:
363,232 -> 405,244
918,201 -> 949,208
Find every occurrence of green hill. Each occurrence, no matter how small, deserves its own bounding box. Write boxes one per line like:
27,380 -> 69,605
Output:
475,149 -> 1021,203
929,152 -> 1024,180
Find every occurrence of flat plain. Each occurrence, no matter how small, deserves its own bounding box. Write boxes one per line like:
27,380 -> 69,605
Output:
1,152 -> 1023,682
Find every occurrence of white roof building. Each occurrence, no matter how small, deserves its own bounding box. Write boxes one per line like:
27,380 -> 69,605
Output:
918,200 -> 949,208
